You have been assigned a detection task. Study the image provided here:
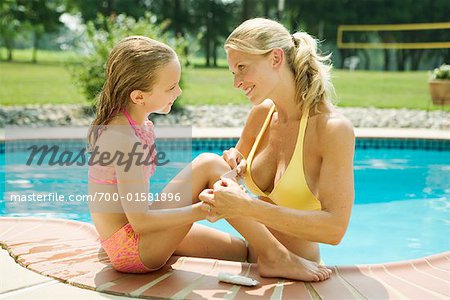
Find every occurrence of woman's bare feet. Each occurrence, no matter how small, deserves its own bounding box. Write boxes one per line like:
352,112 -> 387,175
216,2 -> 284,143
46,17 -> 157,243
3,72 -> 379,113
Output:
257,249 -> 332,282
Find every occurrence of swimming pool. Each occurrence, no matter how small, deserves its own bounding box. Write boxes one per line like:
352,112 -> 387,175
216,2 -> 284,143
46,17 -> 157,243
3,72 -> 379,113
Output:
1,138 -> 449,265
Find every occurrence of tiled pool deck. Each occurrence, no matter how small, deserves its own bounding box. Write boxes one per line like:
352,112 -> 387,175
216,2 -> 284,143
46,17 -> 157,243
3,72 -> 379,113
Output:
1,217 -> 449,300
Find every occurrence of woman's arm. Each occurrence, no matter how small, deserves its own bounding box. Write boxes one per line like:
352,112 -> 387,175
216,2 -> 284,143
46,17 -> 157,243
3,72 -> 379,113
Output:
126,204 -> 205,235
244,117 -> 355,244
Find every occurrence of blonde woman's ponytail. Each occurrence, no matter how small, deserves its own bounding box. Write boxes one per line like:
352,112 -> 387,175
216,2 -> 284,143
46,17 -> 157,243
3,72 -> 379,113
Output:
291,32 -> 333,113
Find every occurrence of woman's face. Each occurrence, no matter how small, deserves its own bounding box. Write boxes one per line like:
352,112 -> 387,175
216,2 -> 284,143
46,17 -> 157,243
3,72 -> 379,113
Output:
227,49 -> 278,105
143,59 -> 182,114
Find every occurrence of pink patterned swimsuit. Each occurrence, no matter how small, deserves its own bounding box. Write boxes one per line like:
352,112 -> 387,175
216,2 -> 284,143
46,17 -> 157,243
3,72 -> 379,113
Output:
89,109 -> 156,185
100,223 -> 157,273
89,109 -> 157,273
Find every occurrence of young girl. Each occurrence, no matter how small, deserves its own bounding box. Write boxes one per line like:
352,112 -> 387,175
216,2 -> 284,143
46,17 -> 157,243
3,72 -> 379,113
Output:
87,36 -> 247,273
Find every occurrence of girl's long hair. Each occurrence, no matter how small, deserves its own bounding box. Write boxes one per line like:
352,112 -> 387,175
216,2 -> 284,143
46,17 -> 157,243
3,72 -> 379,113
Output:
87,36 -> 176,148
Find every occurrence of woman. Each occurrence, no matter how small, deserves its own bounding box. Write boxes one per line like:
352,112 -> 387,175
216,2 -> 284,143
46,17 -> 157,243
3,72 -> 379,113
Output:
200,18 -> 355,281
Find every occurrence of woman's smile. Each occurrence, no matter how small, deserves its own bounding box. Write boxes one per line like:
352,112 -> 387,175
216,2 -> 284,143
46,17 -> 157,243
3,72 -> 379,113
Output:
244,85 -> 255,96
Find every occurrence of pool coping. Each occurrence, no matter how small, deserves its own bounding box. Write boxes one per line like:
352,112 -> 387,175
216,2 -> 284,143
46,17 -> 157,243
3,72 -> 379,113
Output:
2,217 -> 449,299
0,126 -> 449,140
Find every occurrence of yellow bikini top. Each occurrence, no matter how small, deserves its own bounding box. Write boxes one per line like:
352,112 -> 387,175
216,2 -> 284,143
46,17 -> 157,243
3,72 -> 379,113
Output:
243,104 -> 322,211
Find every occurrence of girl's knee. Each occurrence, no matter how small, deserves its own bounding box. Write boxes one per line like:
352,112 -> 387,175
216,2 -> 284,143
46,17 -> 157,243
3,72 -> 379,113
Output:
193,153 -> 230,188
195,152 -> 220,164
195,153 -> 229,171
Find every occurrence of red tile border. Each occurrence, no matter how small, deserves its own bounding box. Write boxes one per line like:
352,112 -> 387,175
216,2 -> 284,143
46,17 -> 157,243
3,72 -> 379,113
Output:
68,267 -> 128,290
411,259 -> 450,279
384,262 -> 449,297
1,217 -> 449,300
369,264 -> 440,299
310,266 -> 357,299
336,265 -> 391,299
426,255 -> 450,272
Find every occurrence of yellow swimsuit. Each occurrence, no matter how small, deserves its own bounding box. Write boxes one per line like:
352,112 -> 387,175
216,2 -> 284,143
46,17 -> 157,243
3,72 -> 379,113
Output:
243,105 -> 322,211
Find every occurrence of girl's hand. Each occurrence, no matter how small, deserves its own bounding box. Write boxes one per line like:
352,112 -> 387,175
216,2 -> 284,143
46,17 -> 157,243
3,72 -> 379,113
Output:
199,189 -> 225,222
222,148 -> 246,178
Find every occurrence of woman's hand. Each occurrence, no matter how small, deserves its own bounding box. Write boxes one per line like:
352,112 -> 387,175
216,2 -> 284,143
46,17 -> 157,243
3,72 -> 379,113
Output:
222,147 -> 246,177
200,178 -> 252,222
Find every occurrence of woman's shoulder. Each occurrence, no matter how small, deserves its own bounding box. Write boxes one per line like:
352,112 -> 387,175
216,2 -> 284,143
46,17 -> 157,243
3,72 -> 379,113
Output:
314,109 -> 355,149
315,109 -> 353,130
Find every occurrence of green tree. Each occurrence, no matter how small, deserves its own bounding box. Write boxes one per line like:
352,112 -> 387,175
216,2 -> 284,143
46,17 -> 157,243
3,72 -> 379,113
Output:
192,0 -> 240,67
0,0 -> 21,61
66,0 -> 148,25
14,0 -> 64,63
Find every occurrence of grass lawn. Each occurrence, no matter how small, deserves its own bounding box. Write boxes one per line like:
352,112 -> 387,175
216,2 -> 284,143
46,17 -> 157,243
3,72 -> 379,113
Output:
0,62 -> 87,105
331,71 -> 434,109
0,48 -> 80,64
0,49 -> 445,110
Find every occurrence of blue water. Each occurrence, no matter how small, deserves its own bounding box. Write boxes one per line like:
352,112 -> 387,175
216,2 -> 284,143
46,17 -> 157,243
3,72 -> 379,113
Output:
0,142 -> 449,265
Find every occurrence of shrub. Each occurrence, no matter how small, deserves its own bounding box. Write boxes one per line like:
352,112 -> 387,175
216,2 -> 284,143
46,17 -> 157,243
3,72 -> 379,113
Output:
68,13 -> 187,111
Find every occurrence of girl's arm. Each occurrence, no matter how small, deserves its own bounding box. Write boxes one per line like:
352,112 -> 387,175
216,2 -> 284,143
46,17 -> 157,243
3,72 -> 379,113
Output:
110,131 -> 205,235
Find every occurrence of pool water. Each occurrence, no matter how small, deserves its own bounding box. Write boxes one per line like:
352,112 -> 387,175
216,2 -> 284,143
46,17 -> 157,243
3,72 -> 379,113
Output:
1,142 -> 449,265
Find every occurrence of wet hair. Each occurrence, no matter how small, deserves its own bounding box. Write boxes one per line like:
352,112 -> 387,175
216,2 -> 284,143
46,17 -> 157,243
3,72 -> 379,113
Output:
88,36 -> 176,147
225,18 -> 333,113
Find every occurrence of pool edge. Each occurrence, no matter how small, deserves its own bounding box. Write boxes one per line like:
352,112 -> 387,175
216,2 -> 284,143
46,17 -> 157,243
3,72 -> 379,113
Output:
0,126 -> 449,141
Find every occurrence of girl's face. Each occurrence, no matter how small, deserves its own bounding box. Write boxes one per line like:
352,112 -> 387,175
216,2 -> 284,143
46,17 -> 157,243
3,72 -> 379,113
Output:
227,49 -> 278,105
143,59 -> 182,114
